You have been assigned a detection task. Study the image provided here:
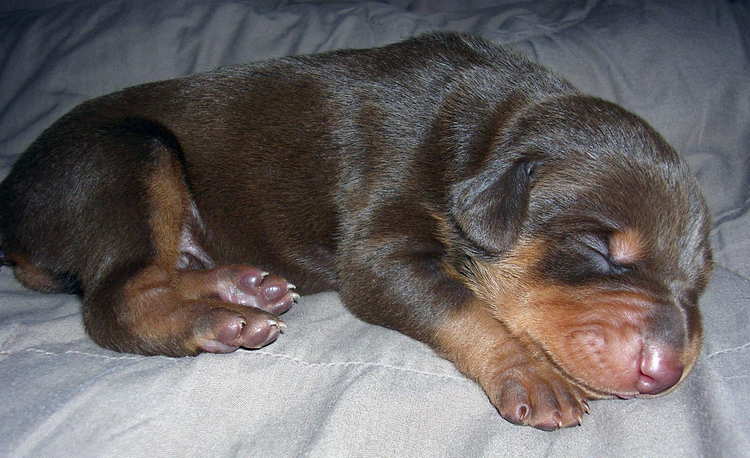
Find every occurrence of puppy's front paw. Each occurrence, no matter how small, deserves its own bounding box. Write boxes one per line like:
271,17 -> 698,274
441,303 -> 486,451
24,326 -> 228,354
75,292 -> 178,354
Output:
434,300 -> 590,430
487,361 -> 588,430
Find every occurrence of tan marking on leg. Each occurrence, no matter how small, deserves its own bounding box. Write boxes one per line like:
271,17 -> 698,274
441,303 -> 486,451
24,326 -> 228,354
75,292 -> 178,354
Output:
119,265 -> 192,351
433,299 -> 538,384
146,150 -> 189,270
433,298 -> 591,428
434,299 -> 501,379
173,266 -> 257,302
111,152 -> 202,354
112,152 -> 196,352
10,255 -> 65,293
119,264 -> 281,356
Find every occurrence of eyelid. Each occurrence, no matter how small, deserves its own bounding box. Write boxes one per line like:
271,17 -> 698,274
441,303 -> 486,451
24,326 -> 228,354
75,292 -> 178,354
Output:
577,233 -> 631,273
578,233 -> 610,258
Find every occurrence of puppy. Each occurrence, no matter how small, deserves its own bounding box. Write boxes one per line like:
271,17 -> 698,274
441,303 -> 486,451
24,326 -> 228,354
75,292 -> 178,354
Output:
0,33 -> 712,430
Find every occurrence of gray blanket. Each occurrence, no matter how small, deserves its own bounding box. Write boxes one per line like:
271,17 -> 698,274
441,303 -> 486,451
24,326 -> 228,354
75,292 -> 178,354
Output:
1,1 -> 748,456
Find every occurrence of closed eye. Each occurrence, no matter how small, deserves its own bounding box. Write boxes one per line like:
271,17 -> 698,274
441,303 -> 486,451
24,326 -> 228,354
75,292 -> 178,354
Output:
578,233 -> 631,274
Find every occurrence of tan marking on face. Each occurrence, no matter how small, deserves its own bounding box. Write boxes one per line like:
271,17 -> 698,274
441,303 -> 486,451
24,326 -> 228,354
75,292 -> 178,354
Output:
509,284 -> 654,395
432,297 -> 598,394
609,228 -> 644,264
462,238 -> 701,397
463,238 -> 542,320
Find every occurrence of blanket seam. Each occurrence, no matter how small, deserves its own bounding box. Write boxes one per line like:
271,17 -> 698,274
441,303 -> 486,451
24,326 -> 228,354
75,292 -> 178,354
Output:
706,341 -> 750,359
0,347 -> 469,383
249,349 -> 468,382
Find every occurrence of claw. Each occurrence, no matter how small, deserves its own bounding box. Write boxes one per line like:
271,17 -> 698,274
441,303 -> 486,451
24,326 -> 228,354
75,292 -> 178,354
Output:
291,292 -> 301,302
582,400 -> 590,414
287,283 -> 297,290
269,320 -> 287,333
552,414 -> 563,430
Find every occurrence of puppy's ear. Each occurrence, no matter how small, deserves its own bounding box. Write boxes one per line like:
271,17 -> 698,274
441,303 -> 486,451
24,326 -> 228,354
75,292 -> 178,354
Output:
449,159 -> 534,256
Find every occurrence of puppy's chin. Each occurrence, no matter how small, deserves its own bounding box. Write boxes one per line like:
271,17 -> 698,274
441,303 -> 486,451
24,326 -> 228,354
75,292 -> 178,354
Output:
465,240 -> 703,399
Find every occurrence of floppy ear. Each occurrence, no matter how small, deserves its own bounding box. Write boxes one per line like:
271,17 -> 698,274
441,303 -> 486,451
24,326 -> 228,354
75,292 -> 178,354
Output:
449,159 -> 534,256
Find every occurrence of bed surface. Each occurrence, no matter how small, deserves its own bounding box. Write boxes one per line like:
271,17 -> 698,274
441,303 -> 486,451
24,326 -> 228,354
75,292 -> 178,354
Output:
1,1 -> 748,456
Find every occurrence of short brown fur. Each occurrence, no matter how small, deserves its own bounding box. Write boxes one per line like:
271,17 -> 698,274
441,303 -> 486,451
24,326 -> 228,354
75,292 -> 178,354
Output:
0,33 -> 713,430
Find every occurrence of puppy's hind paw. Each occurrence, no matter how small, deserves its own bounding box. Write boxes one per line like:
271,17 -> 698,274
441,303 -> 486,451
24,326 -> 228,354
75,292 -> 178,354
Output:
209,265 -> 300,315
193,306 -> 285,353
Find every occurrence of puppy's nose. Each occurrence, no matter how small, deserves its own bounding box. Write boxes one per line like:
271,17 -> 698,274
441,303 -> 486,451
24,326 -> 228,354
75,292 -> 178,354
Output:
637,345 -> 684,395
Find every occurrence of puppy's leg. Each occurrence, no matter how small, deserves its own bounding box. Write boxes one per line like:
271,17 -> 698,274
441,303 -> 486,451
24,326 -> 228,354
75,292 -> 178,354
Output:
85,264 -> 293,356
337,235 -> 587,430
2,118 -> 296,356
7,254 -> 70,293
81,126 -> 298,356
433,300 -> 588,429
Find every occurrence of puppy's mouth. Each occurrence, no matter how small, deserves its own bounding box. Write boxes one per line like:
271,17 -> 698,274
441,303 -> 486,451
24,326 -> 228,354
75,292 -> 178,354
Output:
522,289 -> 701,400
554,324 -> 688,399
479,276 -> 699,399
465,240 -> 703,400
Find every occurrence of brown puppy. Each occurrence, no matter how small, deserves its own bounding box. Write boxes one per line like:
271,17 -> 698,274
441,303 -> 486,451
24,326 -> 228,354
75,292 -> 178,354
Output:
0,33 -> 712,430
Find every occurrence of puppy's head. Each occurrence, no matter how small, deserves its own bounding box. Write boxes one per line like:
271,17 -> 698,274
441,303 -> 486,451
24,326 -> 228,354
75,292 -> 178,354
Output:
449,95 -> 712,399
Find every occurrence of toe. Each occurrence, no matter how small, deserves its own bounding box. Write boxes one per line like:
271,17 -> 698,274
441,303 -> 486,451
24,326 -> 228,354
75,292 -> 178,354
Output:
239,317 -> 284,349
223,267 -> 299,314
238,268 -> 269,290
194,306 -> 284,353
259,275 -> 292,302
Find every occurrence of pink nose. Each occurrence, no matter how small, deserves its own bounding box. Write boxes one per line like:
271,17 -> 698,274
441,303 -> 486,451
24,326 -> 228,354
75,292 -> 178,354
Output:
637,345 -> 684,395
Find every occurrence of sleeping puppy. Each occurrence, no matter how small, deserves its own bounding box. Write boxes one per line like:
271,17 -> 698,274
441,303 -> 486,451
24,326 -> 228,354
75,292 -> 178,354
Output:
0,33 -> 712,430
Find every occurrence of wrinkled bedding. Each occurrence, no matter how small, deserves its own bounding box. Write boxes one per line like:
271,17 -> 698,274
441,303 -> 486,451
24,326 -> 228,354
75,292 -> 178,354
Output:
1,1 -> 748,456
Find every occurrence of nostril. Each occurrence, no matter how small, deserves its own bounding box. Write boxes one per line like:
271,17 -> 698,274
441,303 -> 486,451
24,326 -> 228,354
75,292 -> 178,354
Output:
637,344 -> 684,395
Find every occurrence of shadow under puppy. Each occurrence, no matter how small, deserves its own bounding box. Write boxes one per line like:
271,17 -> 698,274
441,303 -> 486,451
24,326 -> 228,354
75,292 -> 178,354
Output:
0,33 -> 713,430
